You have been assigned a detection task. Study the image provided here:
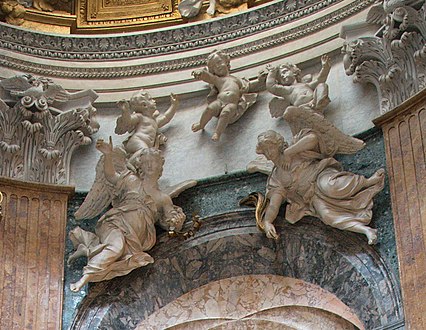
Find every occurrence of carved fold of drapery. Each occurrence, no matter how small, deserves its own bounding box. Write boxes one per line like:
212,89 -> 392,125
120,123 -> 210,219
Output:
0,74 -> 99,184
343,1 -> 426,113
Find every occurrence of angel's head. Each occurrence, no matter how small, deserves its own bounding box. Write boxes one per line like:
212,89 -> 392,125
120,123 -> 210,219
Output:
127,147 -> 164,179
207,50 -> 231,77
130,89 -> 157,115
256,130 -> 288,162
277,63 -> 301,85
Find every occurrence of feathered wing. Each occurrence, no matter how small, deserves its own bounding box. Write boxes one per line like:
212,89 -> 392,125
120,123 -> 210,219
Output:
44,84 -> 70,103
0,75 -> 33,94
163,180 -> 197,198
74,148 -> 127,220
269,97 -> 290,118
366,3 -> 386,24
283,107 -> 365,156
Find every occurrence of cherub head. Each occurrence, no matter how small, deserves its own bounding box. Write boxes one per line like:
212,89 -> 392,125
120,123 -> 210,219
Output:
129,89 -> 157,115
207,50 -> 231,77
127,147 -> 165,179
277,63 -> 301,86
256,130 -> 289,162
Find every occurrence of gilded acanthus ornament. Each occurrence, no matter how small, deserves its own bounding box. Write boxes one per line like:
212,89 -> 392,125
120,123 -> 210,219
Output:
0,74 -> 99,184
245,106 -> 384,245
266,55 -> 331,118
342,0 -> 426,113
191,50 -> 266,141
69,138 -> 196,292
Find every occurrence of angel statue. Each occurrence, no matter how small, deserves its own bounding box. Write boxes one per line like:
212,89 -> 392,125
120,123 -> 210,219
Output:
68,138 -> 196,292
266,55 -> 331,119
114,89 -> 179,155
191,50 -> 266,141
244,107 -> 385,245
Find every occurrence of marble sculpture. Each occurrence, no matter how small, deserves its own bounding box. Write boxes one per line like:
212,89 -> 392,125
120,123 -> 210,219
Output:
192,49 -> 266,141
246,105 -> 385,245
69,137 -> 195,292
266,55 -> 331,118
115,89 -> 179,154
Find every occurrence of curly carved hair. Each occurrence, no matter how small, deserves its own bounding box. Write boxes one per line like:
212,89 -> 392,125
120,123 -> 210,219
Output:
257,130 -> 289,154
206,50 -> 231,73
127,147 -> 165,177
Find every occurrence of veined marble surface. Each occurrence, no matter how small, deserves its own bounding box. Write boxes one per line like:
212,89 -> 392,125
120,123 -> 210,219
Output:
137,275 -> 364,329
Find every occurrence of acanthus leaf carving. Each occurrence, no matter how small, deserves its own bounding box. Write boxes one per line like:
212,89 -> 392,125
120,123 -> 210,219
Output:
343,0 -> 426,113
0,74 -> 99,185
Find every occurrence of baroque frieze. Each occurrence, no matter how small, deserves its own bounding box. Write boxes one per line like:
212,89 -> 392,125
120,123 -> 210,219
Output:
0,0 -> 374,80
0,0 -> 365,62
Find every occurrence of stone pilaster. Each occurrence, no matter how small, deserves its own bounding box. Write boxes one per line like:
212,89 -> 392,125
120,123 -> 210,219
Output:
374,89 -> 426,330
0,176 -> 74,330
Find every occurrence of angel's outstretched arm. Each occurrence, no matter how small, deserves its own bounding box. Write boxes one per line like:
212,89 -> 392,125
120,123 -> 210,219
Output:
157,93 -> 179,128
96,138 -> 120,184
308,55 -> 331,89
192,69 -> 217,85
266,67 -> 292,97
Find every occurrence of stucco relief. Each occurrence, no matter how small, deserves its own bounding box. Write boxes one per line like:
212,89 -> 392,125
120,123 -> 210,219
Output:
0,74 -> 98,184
342,0 -> 426,113
245,101 -> 384,244
192,50 -> 266,141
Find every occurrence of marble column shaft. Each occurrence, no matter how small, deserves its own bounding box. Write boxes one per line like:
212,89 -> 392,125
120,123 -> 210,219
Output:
0,177 -> 74,330
374,89 -> 426,330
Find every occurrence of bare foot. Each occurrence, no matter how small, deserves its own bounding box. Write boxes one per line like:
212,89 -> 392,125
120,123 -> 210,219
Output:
366,228 -> 378,245
67,244 -> 89,265
367,168 -> 385,187
211,133 -> 220,141
70,275 -> 89,292
192,123 -> 203,132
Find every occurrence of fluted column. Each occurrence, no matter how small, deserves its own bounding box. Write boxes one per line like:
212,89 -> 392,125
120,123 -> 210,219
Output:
374,89 -> 426,329
0,176 -> 74,330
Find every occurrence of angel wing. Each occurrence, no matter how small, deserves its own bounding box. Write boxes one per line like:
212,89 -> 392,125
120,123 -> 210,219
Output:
74,147 -> 127,220
247,155 -> 274,175
0,75 -> 34,94
269,97 -> 290,118
163,179 -> 197,198
366,3 -> 387,24
44,84 -> 70,104
283,106 -> 365,156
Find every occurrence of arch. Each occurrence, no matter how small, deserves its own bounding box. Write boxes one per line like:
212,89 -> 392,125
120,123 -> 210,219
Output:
71,210 -> 402,329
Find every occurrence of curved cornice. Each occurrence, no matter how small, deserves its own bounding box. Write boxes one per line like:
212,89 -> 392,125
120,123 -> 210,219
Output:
0,0 -> 348,62
0,0 -> 374,80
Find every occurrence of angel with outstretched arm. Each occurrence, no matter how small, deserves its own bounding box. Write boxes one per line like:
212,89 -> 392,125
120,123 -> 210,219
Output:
245,107 -> 385,245
115,89 -> 179,154
68,138 -> 195,292
266,55 -> 331,117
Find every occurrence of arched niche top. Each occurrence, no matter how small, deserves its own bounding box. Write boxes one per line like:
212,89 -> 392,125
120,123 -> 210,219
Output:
137,274 -> 364,329
70,210 -> 402,329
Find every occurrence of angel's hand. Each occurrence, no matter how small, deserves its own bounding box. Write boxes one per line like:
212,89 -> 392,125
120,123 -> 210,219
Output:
192,69 -> 205,80
321,55 -> 331,69
266,64 -> 276,72
96,137 -> 113,155
167,208 -> 186,231
170,93 -> 179,106
264,222 -> 278,240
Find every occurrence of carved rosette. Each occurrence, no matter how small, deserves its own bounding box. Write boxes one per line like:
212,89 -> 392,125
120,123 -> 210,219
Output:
0,75 -> 99,184
343,1 -> 426,113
